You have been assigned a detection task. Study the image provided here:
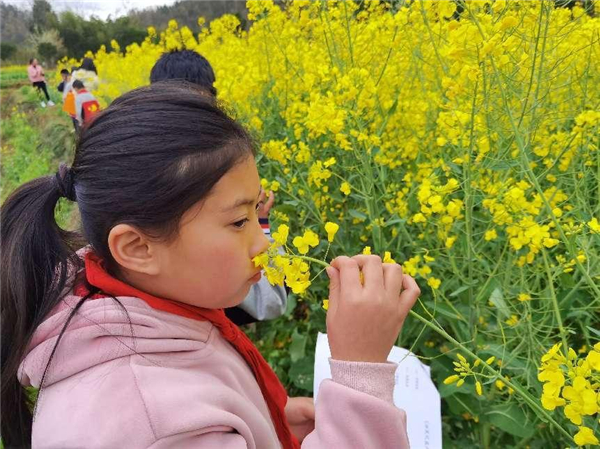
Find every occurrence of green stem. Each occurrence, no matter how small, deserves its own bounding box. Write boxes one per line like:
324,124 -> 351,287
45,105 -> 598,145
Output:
465,82 -> 478,340
292,254 -> 330,268
408,309 -> 574,443
542,249 -> 569,355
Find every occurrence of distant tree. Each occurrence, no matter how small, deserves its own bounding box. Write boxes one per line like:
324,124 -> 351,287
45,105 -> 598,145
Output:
37,42 -> 58,64
30,0 -> 58,33
128,0 -> 249,32
56,11 -> 102,58
108,17 -> 147,50
1,42 -> 17,61
56,12 -> 145,58
26,29 -> 66,65
0,3 -> 32,44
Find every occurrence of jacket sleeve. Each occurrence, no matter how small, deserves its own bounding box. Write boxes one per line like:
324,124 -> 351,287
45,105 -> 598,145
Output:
148,360 -> 410,449
301,360 -> 410,449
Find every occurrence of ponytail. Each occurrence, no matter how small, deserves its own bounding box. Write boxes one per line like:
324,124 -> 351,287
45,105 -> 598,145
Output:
1,171 -> 83,447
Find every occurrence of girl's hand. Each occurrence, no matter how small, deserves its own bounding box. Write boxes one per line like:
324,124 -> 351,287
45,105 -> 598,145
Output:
257,188 -> 275,219
325,255 -> 420,363
284,397 -> 315,442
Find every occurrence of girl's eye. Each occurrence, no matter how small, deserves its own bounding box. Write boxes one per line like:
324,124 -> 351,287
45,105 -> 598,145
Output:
232,218 -> 249,229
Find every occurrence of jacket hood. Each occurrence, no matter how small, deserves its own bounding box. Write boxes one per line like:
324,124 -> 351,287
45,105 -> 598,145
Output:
18,292 -> 213,388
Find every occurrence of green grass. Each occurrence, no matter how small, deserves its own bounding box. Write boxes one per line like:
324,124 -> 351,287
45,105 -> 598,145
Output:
1,83 -> 79,227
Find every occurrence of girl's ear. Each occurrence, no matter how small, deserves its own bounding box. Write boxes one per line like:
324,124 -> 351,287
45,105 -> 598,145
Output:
108,224 -> 160,276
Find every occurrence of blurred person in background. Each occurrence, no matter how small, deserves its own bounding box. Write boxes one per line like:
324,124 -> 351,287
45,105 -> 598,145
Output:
72,57 -> 99,92
27,58 -> 54,108
59,69 -> 78,131
72,80 -> 100,127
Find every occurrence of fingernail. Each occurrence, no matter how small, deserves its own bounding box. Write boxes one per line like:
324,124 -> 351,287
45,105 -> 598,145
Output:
325,267 -> 333,279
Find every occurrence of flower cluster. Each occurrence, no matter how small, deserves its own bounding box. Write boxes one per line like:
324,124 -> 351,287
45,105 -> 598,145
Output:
254,223 -> 332,294
443,353 -> 502,398
538,342 -> 600,446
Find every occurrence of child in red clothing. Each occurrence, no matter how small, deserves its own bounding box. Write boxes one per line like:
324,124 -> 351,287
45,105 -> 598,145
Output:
72,80 -> 100,127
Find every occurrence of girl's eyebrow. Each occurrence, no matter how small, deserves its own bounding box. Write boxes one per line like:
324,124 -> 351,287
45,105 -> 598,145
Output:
220,187 -> 261,212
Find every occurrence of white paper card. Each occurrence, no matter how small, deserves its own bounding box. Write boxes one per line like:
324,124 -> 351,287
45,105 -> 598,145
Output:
313,332 -> 442,449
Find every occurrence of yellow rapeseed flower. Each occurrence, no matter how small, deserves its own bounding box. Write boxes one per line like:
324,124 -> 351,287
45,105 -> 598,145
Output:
340,182 -> 351,196
573,426 -> 599,447
325,222 -> 339,242
428,277 -> 441,289
484,229 -> 498,241
383,251 -> 396,264
588,217 -> 600,233
292,230 -> 319,254
444,375 -> 460,385
272,224 -> 290,247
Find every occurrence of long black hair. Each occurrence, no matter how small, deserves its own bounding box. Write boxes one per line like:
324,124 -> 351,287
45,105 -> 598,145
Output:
0,81 -> 254,447
79,57 -> 97,74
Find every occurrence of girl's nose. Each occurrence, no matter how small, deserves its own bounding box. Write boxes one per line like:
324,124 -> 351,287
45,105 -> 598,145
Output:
251,219 -> 270,258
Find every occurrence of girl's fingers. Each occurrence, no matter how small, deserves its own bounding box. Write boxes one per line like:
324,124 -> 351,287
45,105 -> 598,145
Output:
382,263 -> 403,295
331,256 -> 362,293
325,266 -> 340,314
351,255 -> 384,292
398,275 -> 420,317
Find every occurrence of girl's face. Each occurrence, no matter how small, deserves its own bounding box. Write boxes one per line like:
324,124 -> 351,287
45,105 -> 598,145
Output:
146,156 -> 270,309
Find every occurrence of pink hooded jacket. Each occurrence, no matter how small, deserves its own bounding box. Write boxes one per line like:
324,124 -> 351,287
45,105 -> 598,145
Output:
19,289 -> 411,448
27,64 -> 45,83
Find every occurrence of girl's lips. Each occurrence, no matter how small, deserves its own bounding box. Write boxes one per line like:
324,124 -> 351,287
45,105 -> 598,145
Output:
249,271 -> 262,282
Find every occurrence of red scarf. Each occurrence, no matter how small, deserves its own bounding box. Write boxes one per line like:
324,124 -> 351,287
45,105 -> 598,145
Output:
75,252 -> 299,449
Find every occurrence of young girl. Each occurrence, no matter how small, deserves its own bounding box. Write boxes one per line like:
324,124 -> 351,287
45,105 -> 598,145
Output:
1,82 -> 420,448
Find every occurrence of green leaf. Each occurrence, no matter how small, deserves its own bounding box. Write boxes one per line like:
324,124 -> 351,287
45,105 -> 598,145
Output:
445,392 -> 479,416
489,287 -> 510,318
429,302 -> 465,321
485,404 -> 535,439
348,209 -> 368,220
558,273 -> 575,288
587,326 -> 600,339
383,218 -> 406,227
449,285 -> 471,298
284,294 -> 297,316
289,329 -> 307,363
289,357 -> 314,392
439,382 -> 461,399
